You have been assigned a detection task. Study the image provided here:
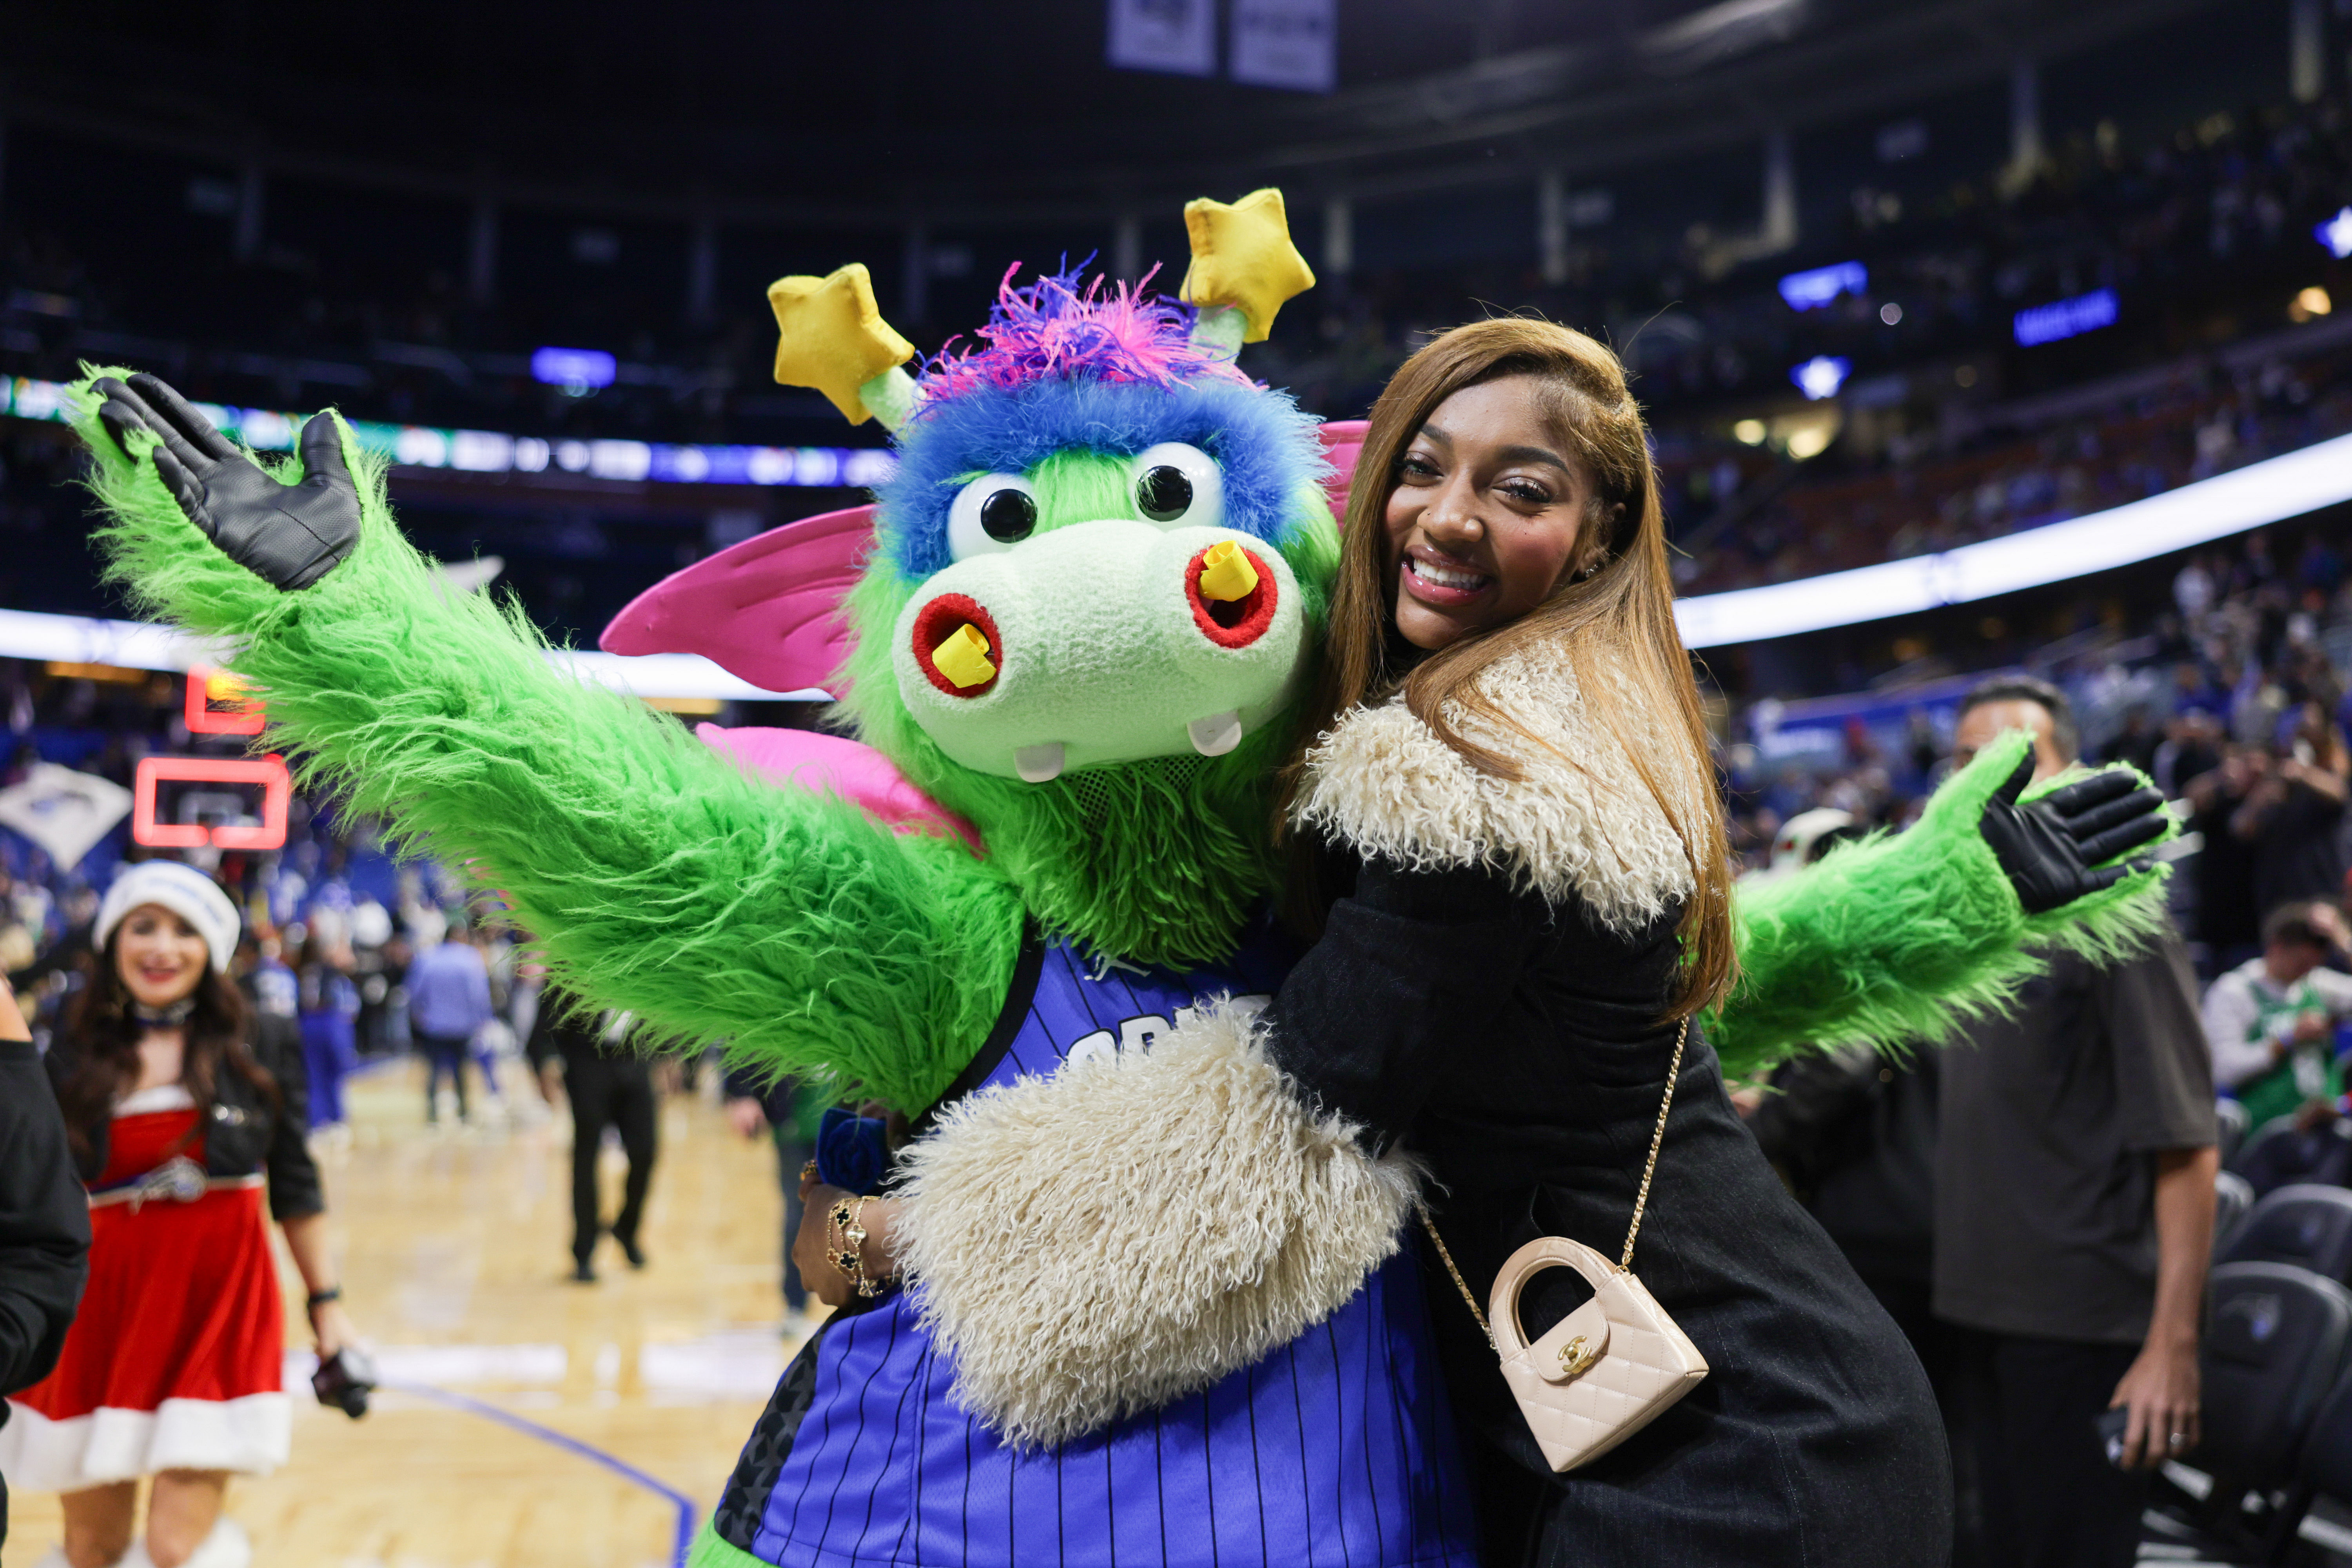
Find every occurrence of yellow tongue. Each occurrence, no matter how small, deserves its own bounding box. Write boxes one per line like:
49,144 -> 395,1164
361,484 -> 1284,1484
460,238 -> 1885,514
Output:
1198,541 -> 1260,604
932,622 -> 997,688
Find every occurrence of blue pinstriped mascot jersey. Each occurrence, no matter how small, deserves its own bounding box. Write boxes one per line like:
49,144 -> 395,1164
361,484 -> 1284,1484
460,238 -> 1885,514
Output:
710,924 -> 1479,1567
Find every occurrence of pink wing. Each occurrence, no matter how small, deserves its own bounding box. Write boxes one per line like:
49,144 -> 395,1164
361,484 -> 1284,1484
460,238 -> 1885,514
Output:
1318,419 -> 1368,526
600,504 -> 874,695
697,724 -> 983,853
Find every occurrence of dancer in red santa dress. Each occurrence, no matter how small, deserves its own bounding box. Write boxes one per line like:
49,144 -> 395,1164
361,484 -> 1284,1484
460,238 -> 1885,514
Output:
0,861 -> 361,1568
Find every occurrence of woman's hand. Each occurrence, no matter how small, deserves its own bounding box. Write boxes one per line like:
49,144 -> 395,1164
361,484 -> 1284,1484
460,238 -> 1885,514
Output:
279,1212 -> 361,1357
310,1298 -> 359,1360
791,1180 -> 903,1309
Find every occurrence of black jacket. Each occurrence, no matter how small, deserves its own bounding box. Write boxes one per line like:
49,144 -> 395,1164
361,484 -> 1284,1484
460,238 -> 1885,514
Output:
1265,858 -> 1949,1567
525,987 -> 652,1071
0,1034 -> 92,1537
47,1015 -> 323,1223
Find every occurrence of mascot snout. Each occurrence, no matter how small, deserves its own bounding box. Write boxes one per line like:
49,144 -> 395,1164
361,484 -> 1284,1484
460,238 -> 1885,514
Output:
891,519 -> 1303,782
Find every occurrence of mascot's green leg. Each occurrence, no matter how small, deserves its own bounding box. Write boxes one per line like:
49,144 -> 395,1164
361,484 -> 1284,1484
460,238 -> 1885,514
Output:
1710,730 -> 2175,1081
67,369 -> 1020,1112
689,1521 -> 764,1568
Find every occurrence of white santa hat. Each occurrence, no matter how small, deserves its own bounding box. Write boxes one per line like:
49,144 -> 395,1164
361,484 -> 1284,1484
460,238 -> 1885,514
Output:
94,861 -> 243,974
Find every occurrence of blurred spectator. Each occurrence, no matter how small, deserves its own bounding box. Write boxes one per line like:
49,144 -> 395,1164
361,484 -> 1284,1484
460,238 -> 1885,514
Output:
0,981 -> 87,1552
2097,707 -> 2161,777
2231,701 -> 2350,919
294,928 -> 360,1137
405,918 -> 492,1127
1933,678 -> 2216,1568
2180,746 -> 2265,971
527,986 -> 658,1284
2202,900 -> 2352,1138
724,1067 -> 826,1326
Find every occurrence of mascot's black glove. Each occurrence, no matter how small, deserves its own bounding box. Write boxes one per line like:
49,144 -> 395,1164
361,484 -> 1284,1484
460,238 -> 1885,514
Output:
95,372 -> 359,591
1978,749 -> 2168,915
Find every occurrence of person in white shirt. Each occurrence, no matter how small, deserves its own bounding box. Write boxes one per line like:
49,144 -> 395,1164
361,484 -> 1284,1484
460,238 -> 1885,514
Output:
2202,900 -> 2352,1133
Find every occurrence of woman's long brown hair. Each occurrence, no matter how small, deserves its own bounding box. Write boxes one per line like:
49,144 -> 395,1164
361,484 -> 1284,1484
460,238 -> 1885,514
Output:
54,935 -> 271,1164
1278,317 -> 1736,1021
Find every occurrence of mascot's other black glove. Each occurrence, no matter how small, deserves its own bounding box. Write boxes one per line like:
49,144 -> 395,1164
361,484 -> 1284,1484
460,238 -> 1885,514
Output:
95,372 -> 359,591
1978,749 -> 2168,915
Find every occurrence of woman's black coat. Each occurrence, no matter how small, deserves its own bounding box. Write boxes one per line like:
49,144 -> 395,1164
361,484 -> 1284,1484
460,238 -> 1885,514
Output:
48,1013 -> 323,1222
1261,653 -> 1950,1568
1267,857 -> 1949,1566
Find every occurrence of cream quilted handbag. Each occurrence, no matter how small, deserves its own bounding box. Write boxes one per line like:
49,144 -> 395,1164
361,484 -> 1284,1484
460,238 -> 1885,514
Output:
1417,1018 -> 1708,1472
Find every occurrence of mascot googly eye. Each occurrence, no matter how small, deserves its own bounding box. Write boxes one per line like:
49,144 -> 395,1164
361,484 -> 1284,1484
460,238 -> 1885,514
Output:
947,474 -> 1041,559
1130,443 -> 1225,528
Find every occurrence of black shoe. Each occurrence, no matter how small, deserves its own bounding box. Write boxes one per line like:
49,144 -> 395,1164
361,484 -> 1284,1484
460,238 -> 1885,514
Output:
619,1236 -> 646,1270
570,1260 -> 597,1284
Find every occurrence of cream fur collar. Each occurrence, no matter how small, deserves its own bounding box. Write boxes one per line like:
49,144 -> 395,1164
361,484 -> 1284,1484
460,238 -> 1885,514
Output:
1292,642 -> 1697,930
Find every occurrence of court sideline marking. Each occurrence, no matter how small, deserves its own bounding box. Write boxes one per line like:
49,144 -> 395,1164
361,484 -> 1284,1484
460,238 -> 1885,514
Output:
385,1381 -> 699,1568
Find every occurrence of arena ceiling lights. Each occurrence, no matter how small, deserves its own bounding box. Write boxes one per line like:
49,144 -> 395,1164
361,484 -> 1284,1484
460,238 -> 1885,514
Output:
1675,430 -> 2352,648
0,607 -> 826,702
2316,207 -> 2352,260
0,376 -> 895,491
1777,261 -> 1866,312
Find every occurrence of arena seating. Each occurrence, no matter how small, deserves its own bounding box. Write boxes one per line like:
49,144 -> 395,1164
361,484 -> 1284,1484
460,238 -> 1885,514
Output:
2189,1263 -> 2352,1547
2265,1372 -> 2352,1559
2222,1185 -> 2352,1285
2217,1170 -> 2258,1256
2220,1098 -> 2254,1166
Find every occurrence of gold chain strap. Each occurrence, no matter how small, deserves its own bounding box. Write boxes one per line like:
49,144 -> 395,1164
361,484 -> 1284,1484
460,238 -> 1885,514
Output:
1619,1016 -> 1689,1270
1416,1016 -> 1689,1335
1414,1196 -> 1493,1345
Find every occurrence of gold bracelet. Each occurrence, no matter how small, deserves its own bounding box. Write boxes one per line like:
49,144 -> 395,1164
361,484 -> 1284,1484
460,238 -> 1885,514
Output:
828,1197 -> 863,1289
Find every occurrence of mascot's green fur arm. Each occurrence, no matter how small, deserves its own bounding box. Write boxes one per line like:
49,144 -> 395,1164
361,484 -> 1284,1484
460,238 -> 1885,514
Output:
1710,730 -> 2176,1080
69,373 -> 1021,1112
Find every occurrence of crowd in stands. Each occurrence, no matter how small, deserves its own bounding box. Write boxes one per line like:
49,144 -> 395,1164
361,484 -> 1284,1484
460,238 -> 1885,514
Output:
1266,90 -> 2352,595
1680,336 -> 2352,593
10,85 -> 2352,626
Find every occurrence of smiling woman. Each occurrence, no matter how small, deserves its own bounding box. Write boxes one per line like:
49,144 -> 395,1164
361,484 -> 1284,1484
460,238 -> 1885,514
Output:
1242,317 -> 1955,1566
1385,377 -> 1610,650
1285,316 -> 1734,1017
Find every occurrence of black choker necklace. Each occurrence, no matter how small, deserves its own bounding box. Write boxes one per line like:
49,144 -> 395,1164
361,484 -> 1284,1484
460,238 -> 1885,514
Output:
132,999 -> 196,1027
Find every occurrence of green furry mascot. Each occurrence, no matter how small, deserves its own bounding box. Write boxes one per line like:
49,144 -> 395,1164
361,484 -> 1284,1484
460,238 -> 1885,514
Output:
73,189 -> 2168,1568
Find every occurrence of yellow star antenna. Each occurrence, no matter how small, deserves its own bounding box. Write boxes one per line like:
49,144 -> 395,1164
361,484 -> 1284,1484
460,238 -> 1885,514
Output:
766,263 -> 919,431
1178,189 -> 1317,356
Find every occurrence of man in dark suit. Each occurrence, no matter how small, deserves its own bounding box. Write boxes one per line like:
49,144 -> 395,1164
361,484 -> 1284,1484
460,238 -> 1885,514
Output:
528,987 -> 659,1283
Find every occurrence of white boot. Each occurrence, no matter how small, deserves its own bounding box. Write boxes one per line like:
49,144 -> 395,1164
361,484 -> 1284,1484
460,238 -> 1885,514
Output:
121,1518 -> 250,1568
179,1519 -> 250,1568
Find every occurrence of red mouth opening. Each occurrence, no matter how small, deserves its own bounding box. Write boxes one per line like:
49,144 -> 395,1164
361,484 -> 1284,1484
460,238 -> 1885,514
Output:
1186,544 -> 1278,650
911,593 -> 1004,698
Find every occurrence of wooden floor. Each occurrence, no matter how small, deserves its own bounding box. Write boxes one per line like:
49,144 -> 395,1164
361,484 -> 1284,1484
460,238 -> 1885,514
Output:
9,1058 -> 809,1568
